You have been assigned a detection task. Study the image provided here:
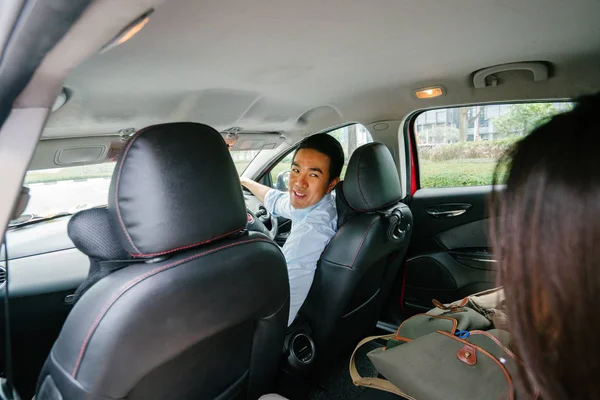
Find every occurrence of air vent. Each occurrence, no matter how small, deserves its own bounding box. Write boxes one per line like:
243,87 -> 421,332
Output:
290,333 -> 315,364
0,266 -> 6,288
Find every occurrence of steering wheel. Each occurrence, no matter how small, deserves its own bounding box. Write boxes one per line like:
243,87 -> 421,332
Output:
246,206 -> 278,241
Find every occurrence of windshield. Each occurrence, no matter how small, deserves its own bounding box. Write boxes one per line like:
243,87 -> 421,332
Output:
231,150 -> 262,174
20,149 -> 262,219
23,164 -> 115,218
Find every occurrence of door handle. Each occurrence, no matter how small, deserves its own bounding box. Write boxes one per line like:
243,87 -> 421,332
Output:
427,209 -> 466,218
426,203 -> 472,219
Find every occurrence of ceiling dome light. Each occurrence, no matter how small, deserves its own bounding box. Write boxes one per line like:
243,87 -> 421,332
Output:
414,86 -> 445,99
99,9 -> 154,53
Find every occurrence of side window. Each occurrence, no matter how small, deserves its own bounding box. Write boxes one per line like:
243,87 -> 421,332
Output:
270,153 -> 294,190
269,124 -> 373,188
414,102 -> 573,188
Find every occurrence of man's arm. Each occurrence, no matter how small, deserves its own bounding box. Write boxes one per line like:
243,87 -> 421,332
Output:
240,177 -> 271,203
241,177 -> 294,219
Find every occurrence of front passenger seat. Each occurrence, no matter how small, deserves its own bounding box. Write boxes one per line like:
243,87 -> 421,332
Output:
300,142 -> 413,367
36,122 -> 290,400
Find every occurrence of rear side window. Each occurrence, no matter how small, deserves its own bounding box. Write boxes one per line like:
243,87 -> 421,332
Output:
414,102 -> 573,188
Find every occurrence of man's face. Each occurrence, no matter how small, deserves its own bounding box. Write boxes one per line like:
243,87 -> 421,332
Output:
289,148 -> 340,209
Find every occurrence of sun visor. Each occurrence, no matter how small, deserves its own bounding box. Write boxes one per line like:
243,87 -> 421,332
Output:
27,136 -> 123,170
221,131 -> 285,151
55,146 -> 107,164
28,131 -> 284,171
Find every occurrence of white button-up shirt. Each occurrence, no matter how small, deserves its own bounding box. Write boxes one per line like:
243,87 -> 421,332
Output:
263,189 -> 338,325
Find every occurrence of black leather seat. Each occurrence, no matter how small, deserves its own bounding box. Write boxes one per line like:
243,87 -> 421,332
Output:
66,207 -> 132,304
300,142 -> 413,367
36,122 -> 290,400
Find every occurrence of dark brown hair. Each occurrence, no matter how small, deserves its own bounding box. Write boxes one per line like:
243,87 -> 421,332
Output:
490,94 -> 600,400
294,133 -> 345,182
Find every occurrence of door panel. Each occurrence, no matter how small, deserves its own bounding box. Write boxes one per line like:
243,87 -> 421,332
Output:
400,101 -> 573,317
403,186 -> 496,315
435,219 -> 489,250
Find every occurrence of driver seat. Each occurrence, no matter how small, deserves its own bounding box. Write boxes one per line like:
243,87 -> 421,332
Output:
35,123 -> 290,400
300,142 -> 413,368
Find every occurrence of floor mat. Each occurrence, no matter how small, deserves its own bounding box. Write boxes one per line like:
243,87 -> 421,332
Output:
308,339 -> 382,400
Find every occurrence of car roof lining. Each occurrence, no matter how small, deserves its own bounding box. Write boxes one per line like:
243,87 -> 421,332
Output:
4,0 -> 598,150
35,0 -> 600,141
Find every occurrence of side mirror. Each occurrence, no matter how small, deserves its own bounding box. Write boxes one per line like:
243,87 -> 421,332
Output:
276,170 -> 290,191
9,213 -> 34,227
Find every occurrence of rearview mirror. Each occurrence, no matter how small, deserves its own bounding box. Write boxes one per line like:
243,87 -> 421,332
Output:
276,170 -> 290,191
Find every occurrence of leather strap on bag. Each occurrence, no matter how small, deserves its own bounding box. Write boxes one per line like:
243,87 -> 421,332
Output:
349,334 -> 416,400
432,297 -> 468,312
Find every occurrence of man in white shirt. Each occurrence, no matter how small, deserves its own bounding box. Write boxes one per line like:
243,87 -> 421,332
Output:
240,134 -> 344,325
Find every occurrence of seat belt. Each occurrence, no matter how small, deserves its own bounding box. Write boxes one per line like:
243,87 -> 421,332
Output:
0,187 -> 30,400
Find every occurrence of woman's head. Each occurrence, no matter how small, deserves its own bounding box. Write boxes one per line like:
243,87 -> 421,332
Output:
490,94 -> 600,400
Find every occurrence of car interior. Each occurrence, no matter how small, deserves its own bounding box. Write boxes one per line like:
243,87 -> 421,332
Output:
0,0 -> 599,399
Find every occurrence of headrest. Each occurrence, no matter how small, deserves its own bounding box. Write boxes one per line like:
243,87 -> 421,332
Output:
67,207 -> 130,261
108,122 -> 247,258
342,142 -> 402,211
334,182 -> 355,228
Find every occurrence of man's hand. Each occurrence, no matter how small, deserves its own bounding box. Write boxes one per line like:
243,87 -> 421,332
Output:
240,177 -> 272,203
239,176 -> 251,187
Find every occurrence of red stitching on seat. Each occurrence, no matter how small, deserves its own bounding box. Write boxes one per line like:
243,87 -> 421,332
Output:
113,124 -> 245,257
129,227 -> 246,258
350,218 -> 379,268
70,237 -> 271,378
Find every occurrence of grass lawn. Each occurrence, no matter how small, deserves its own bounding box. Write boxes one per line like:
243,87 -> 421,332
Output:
271,158 -> 496,189
419,158 -> 498,188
